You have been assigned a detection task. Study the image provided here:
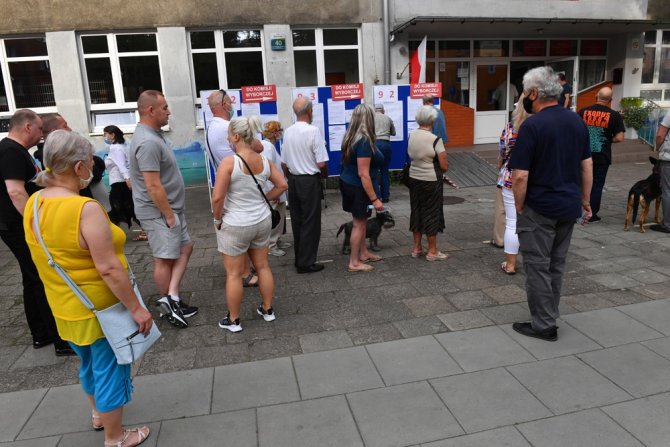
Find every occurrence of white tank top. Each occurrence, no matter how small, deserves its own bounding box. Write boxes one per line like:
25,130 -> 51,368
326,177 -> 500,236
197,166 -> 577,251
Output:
222,155 -> 271,226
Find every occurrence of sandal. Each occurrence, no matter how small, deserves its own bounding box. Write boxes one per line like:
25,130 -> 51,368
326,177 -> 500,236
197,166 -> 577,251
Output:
92,411 -> 103,431
360,254 -> 382,263
488,239 -> 504,249
501,261 -> 516,275
348,264 -> 374,273
242,274 -> 259,288
411,248 -> 426,258
426,251 -> 448,262
132,231 -> 148,242
104,426 -> 150,447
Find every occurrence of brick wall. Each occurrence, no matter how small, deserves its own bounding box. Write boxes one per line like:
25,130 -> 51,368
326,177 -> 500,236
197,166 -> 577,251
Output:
442,101 -> 474,147
575,81 -> 613,112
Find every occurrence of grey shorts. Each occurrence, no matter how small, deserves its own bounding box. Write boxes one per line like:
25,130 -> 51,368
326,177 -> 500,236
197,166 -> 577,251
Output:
140,212 -> 192,259
216,216 -> 272,256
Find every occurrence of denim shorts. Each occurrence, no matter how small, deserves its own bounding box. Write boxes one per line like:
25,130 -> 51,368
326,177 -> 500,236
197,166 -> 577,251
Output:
69,338 -> 132,413
140,212 -> 191,259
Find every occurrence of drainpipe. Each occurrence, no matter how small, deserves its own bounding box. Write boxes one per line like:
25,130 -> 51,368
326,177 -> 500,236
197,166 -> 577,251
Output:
383,0 -> 391,84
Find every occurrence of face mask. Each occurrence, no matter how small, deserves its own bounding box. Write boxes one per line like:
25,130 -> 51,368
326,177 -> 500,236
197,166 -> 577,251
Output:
103,138 -> 112,145
79,164 -> 94,189
523,96 -> 535,114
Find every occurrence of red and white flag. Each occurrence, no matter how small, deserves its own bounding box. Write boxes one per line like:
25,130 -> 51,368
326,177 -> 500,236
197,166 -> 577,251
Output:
410,36 -> 427,84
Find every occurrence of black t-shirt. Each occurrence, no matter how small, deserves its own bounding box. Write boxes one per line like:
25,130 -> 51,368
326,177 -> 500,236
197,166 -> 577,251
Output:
508,105 -> 591,220
0,137 -> 41,223
561,83 -> 573,108
578,104 -> 625,166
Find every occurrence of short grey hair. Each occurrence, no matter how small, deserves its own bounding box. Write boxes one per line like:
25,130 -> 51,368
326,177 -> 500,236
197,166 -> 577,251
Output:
522,66 -> 562,100
422,94 -> 435,105
34,129 -> 93,187
415,105 -> 438,126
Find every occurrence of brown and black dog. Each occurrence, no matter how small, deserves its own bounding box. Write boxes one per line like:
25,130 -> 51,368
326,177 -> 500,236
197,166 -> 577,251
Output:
624,156 -> 662,233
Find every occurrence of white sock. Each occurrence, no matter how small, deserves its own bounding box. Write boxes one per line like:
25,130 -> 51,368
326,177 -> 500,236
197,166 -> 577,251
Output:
170,295 -> 181,302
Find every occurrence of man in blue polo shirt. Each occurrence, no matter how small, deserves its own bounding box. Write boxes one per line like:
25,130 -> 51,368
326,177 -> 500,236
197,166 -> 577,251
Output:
508,66 -> 592,342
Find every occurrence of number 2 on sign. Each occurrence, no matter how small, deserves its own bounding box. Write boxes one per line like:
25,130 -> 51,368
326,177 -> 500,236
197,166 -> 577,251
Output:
377,90 -> 395,100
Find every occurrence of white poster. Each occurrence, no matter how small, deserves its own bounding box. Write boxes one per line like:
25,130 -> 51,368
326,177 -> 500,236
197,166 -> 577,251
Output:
406,98 -> 423,122
261,114 -> 279,126
327,99 -> 346,125
240,102 -> 261,117
312,102 -> 326,141
407,121 -> 420,134
229,90 -> 241,115
382,101 -> 404,142
328,125 -> 346,152
373,85 -> 399,105
292,87 -> 319,104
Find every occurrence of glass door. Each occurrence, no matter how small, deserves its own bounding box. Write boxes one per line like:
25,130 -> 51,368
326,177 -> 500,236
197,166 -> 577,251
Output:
546,57 -> 577,109
473,62 -> 509,144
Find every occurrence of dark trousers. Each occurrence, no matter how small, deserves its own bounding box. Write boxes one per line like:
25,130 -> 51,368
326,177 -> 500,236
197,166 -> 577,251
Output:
660,161 -> 670,229
590,163 -> 609,217
288,174 -> 322,268
517,206 -> 575,332
0,222 -> 59,342
375,140 -> 392,201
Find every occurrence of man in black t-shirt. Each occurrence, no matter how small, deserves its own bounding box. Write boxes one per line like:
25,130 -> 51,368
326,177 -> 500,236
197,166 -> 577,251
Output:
508,66 -> 592,342
578,87 -> 625,222
558,73 -> 572,109
0,109 -> 74,356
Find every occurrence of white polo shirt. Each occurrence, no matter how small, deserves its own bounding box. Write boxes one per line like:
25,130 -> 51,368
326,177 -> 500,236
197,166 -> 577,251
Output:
282,121 -> 329,175
206,117 -> 234,167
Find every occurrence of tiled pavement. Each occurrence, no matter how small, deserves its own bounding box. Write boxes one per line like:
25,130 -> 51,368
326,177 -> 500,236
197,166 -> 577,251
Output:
2,159 -> 670,445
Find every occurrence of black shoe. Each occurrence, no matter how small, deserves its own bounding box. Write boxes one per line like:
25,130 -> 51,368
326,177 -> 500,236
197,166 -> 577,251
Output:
381,198 -> 390,203
297,264 -> 325,274
156,295 -> 188,328
33,338 -> 55,349
650,224 -> 670,234
589,215 -> 601,223
54,340 -> 76,356
512,322 -> 557,342
177,300 -> 198,318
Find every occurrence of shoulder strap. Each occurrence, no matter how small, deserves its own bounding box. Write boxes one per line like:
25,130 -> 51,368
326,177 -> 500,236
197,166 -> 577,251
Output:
205,123 -> 219,169
235,154 -> 274,212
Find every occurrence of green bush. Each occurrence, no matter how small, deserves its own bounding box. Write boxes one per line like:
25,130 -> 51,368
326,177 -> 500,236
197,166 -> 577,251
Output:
620,97 -> 657,130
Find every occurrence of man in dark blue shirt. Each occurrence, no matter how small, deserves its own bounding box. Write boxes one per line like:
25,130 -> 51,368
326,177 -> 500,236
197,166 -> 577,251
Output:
508,66 -> 592,342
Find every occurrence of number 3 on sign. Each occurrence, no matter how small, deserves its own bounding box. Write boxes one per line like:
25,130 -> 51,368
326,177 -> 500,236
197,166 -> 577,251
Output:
374,85 -> 398,103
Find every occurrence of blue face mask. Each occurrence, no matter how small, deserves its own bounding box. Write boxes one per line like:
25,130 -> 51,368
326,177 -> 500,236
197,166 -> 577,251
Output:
103,138 -> 112,145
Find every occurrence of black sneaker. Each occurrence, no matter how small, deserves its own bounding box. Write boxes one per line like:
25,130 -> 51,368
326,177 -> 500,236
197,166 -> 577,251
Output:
156,295 -> 188,328
256,304 -> 276,322
219,314 -> 242,332
512,322 -> 557,342
589,215 -> 601,223
177,300 -> 198,318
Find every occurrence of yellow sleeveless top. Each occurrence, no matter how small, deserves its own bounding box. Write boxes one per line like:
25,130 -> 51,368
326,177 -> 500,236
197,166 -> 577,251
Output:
24,194 -> 128,345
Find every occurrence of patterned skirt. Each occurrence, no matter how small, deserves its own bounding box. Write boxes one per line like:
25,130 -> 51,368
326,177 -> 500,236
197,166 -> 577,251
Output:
409,178 -> 445,235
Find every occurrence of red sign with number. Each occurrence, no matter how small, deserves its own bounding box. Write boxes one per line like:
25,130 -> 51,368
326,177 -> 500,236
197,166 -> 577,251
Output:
331,83 -> 364,101
410,82 -> 442,99
241,85 -> 277,103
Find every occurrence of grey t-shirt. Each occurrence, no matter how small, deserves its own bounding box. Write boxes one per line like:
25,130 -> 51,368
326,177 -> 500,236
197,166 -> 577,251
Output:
129,123 -> 185,220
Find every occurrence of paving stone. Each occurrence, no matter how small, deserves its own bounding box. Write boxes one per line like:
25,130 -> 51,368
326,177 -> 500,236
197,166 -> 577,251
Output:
448,273 -> 497,291
479,304 -> 530,324
436,310 -> 493,331
361,301 -> 414,325
642,336 -> 670,360
603,392 -> 670,447
299,330 -> 354,353
563,308 -> 663,347
347,323 -> 403,346
633,281 -> 670,300
402,295 -> 457,317
0,388 -> 47,442
247,336 -> 302,362
577,259 -> 628,274
10,346 -> 67,370
517,408 -> 644,447
17,385 -> 89,439
137,348 -> 196,375
444,291 -> 497,311
366,336 -> 462,386
421,426 -> 531,447
393,316 -> 447,338
410,278 -> 461,296
430,368 -> 551,433
257,396 -> 363,447
0,437 -> 61,447
559,276 -> 610,295
500,321 -> 601,360
317,306 -> 371,330
0,346 -> 26,371
435,326 -> 534,372
156,410 -> 256,447
588,273 -> 644,289
293,346 -> 383,399
579,343 -> 670,398
617,299 -> 670,335
347,381 -> 463,447
482,284 -> 526,305
562,292 -> 619,312
58,422 -> 160,447
507,356 -> 631,414
19,360 -> 81,390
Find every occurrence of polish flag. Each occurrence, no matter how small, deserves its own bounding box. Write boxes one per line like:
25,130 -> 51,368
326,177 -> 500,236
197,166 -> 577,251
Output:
410,36 -> 427,84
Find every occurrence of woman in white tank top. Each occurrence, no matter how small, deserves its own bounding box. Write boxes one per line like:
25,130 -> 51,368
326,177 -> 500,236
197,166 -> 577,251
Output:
211,115 -> 288,333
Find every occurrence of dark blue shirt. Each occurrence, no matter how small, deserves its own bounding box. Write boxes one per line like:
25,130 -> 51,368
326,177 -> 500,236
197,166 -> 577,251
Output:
340,138 -> 384,187
508,105 -> 591,220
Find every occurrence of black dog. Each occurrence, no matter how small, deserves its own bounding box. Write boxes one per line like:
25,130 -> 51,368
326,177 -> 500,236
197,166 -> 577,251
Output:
624,156 -> 662,233
336,211 -> 395,254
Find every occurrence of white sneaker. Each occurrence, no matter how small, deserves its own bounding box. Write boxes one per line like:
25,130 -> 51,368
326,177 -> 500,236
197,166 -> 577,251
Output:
218,314 -> 242,332
256,304 -> 276,322
277,240 -> 292,249
269,247 -> 286,257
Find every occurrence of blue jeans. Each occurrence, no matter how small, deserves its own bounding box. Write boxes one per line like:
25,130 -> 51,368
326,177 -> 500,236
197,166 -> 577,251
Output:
375,140 -> 392,200
590,163 -> 609,217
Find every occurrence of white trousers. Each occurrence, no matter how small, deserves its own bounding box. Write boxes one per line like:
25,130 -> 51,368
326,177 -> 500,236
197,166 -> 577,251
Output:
502,187 -> 520,255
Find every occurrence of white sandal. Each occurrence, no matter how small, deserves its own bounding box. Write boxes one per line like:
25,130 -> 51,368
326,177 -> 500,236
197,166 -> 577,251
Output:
104,426 -> 150,447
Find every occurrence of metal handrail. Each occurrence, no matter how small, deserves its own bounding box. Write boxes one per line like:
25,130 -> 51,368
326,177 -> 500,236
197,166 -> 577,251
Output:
637,100 -> 667,150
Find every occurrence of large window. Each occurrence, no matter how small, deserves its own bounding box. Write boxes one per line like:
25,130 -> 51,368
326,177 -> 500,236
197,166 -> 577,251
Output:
0,37 -> 56,133
80,32 -> 163,131
293,28 -> 361,87
642,30 -> 670,104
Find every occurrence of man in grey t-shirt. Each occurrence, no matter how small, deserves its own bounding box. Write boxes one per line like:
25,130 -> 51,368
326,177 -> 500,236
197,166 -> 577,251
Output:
129,90 -> 197,327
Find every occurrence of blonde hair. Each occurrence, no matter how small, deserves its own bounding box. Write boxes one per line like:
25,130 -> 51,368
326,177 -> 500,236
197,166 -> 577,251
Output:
512,91 -> 531,131
229,115 -> 262,145
341,104 -> 376,163
34,129 -> 93,187
262,120 -> 283,140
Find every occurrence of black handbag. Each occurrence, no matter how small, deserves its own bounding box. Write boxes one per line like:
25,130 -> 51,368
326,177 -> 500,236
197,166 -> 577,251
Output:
235,154 -> 281,229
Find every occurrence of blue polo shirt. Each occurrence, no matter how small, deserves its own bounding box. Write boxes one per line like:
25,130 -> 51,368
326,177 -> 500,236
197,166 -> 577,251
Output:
508,105 -> 591,220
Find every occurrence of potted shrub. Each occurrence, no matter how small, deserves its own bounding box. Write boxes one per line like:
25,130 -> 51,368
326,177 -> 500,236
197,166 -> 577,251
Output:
620,97 -> 657,131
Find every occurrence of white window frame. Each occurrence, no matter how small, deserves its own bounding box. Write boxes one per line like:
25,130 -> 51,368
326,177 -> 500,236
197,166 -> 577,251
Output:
188,29 -> 266,106
641,30 -> 670,105
79,31 -> 163,133
292,27 -> 363,86
0,36 -> 58,133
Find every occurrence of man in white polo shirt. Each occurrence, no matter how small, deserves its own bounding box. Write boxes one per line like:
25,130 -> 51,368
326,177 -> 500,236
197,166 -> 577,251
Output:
205,89 -> 235,168
281,96 -> 329,273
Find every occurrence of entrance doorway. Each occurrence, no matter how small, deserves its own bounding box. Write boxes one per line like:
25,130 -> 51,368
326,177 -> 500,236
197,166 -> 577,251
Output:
473,62 -> 509,144
546,57 -> 577,109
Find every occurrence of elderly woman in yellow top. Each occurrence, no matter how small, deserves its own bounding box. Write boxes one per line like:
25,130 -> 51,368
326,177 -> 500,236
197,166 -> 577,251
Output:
23,130 -> 153,447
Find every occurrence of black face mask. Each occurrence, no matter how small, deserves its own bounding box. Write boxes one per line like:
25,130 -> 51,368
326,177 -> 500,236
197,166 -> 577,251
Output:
523,96 -> 534,114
